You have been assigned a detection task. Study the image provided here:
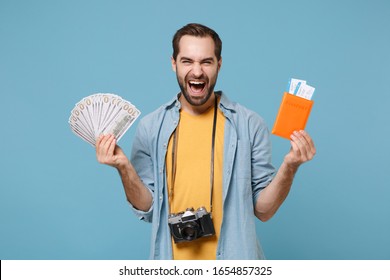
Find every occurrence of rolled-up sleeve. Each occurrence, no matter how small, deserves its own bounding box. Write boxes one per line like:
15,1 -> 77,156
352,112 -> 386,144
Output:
130,118 -> 155,223
128,189 -> 154,222
249,115 -> 276,205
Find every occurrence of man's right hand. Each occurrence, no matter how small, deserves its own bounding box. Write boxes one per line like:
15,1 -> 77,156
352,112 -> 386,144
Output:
96,134 -> 153,211
96,134 -> 129,170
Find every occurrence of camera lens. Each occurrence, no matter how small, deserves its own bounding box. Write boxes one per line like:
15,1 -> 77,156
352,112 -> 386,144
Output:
181,222 -> 199,241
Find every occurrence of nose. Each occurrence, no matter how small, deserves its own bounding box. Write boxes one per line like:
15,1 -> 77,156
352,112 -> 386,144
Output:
191,62 -> 203,77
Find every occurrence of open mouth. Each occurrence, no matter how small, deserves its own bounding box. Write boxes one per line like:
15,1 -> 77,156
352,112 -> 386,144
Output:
188,80 -> 206,94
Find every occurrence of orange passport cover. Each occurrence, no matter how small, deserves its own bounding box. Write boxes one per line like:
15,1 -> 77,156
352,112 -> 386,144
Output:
272,92 -> 314,139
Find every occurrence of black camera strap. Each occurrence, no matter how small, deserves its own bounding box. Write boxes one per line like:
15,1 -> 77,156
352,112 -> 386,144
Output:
169,94 -> 218,215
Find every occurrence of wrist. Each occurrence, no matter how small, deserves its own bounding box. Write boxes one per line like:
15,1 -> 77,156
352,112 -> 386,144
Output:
116,160 -> 132,175
282,160 -> 300,174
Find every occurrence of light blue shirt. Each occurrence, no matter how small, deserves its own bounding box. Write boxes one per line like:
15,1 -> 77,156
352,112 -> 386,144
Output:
130,92 -> 275,259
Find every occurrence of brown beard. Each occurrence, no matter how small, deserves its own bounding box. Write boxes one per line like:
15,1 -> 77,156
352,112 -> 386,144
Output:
176,73 -> 217,107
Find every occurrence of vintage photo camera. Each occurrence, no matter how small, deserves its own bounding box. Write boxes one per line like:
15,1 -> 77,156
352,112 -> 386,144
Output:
168,207 -> 215,243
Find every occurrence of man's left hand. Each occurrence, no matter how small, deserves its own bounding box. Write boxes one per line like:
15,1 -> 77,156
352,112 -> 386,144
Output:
284,130 -> 316,168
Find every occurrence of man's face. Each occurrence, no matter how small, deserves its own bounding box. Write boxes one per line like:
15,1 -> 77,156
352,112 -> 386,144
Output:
172,35 -> 222,107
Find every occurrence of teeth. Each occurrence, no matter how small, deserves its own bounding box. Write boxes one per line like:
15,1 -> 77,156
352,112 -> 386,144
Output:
189,81 -> 205,85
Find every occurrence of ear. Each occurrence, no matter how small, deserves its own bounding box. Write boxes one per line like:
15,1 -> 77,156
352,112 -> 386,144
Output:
171,56 -> 177,72
217,57 -> 222,72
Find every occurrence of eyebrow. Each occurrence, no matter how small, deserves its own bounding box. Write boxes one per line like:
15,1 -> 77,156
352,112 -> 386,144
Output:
180,57 -> 215,62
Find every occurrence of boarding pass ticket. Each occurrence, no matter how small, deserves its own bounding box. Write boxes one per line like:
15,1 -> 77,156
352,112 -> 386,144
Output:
287,78 -> 315,100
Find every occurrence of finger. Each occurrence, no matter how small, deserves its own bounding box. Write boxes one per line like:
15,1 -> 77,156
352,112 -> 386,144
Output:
97,134 -> 110,149
101,135 -> 114,157
97,134 -> 103,144
291,131 -> 306,148
96,135 -> 106,157
300,130 -> 316,156
289,140 -> 300,158
296,131 -> 311,154
107,136 -> 117,157
96,134 -> 103,149
96,135 -> 114,162
299,130 -> 316,159
291,131 -> 309,160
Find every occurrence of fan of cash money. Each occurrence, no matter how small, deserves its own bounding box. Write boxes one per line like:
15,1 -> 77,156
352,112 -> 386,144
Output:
69,93 -> 141,147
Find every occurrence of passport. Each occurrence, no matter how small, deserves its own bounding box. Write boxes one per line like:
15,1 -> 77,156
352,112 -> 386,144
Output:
272,92 -> 314,139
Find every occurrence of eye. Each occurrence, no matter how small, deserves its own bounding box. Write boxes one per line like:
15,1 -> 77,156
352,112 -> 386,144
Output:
202,60 -> 213,65
181,59 -> 192,65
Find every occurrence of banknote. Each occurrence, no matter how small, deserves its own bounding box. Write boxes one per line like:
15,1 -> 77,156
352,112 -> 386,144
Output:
69,93 -> 141,146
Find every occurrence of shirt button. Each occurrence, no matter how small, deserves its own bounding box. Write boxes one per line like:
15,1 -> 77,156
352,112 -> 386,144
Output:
159,195 -> 163,201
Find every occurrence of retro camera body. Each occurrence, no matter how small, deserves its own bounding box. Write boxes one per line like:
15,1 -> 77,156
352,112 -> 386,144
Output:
168,207 -> 215,243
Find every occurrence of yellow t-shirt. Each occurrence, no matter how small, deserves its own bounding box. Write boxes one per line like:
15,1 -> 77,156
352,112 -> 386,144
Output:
166,102 -> 225,260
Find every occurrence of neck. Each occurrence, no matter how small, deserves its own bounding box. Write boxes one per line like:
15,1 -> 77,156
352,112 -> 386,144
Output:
179,93 -> 216,116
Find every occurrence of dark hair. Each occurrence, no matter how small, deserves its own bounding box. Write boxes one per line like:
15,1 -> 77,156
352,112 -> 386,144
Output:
172,23 -> 222,61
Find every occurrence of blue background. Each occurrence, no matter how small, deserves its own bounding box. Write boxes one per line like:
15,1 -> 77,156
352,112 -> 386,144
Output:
1,0 -> 389,260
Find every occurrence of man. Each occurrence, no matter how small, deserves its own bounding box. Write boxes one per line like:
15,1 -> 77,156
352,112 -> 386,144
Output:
96,23 -> 316,260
